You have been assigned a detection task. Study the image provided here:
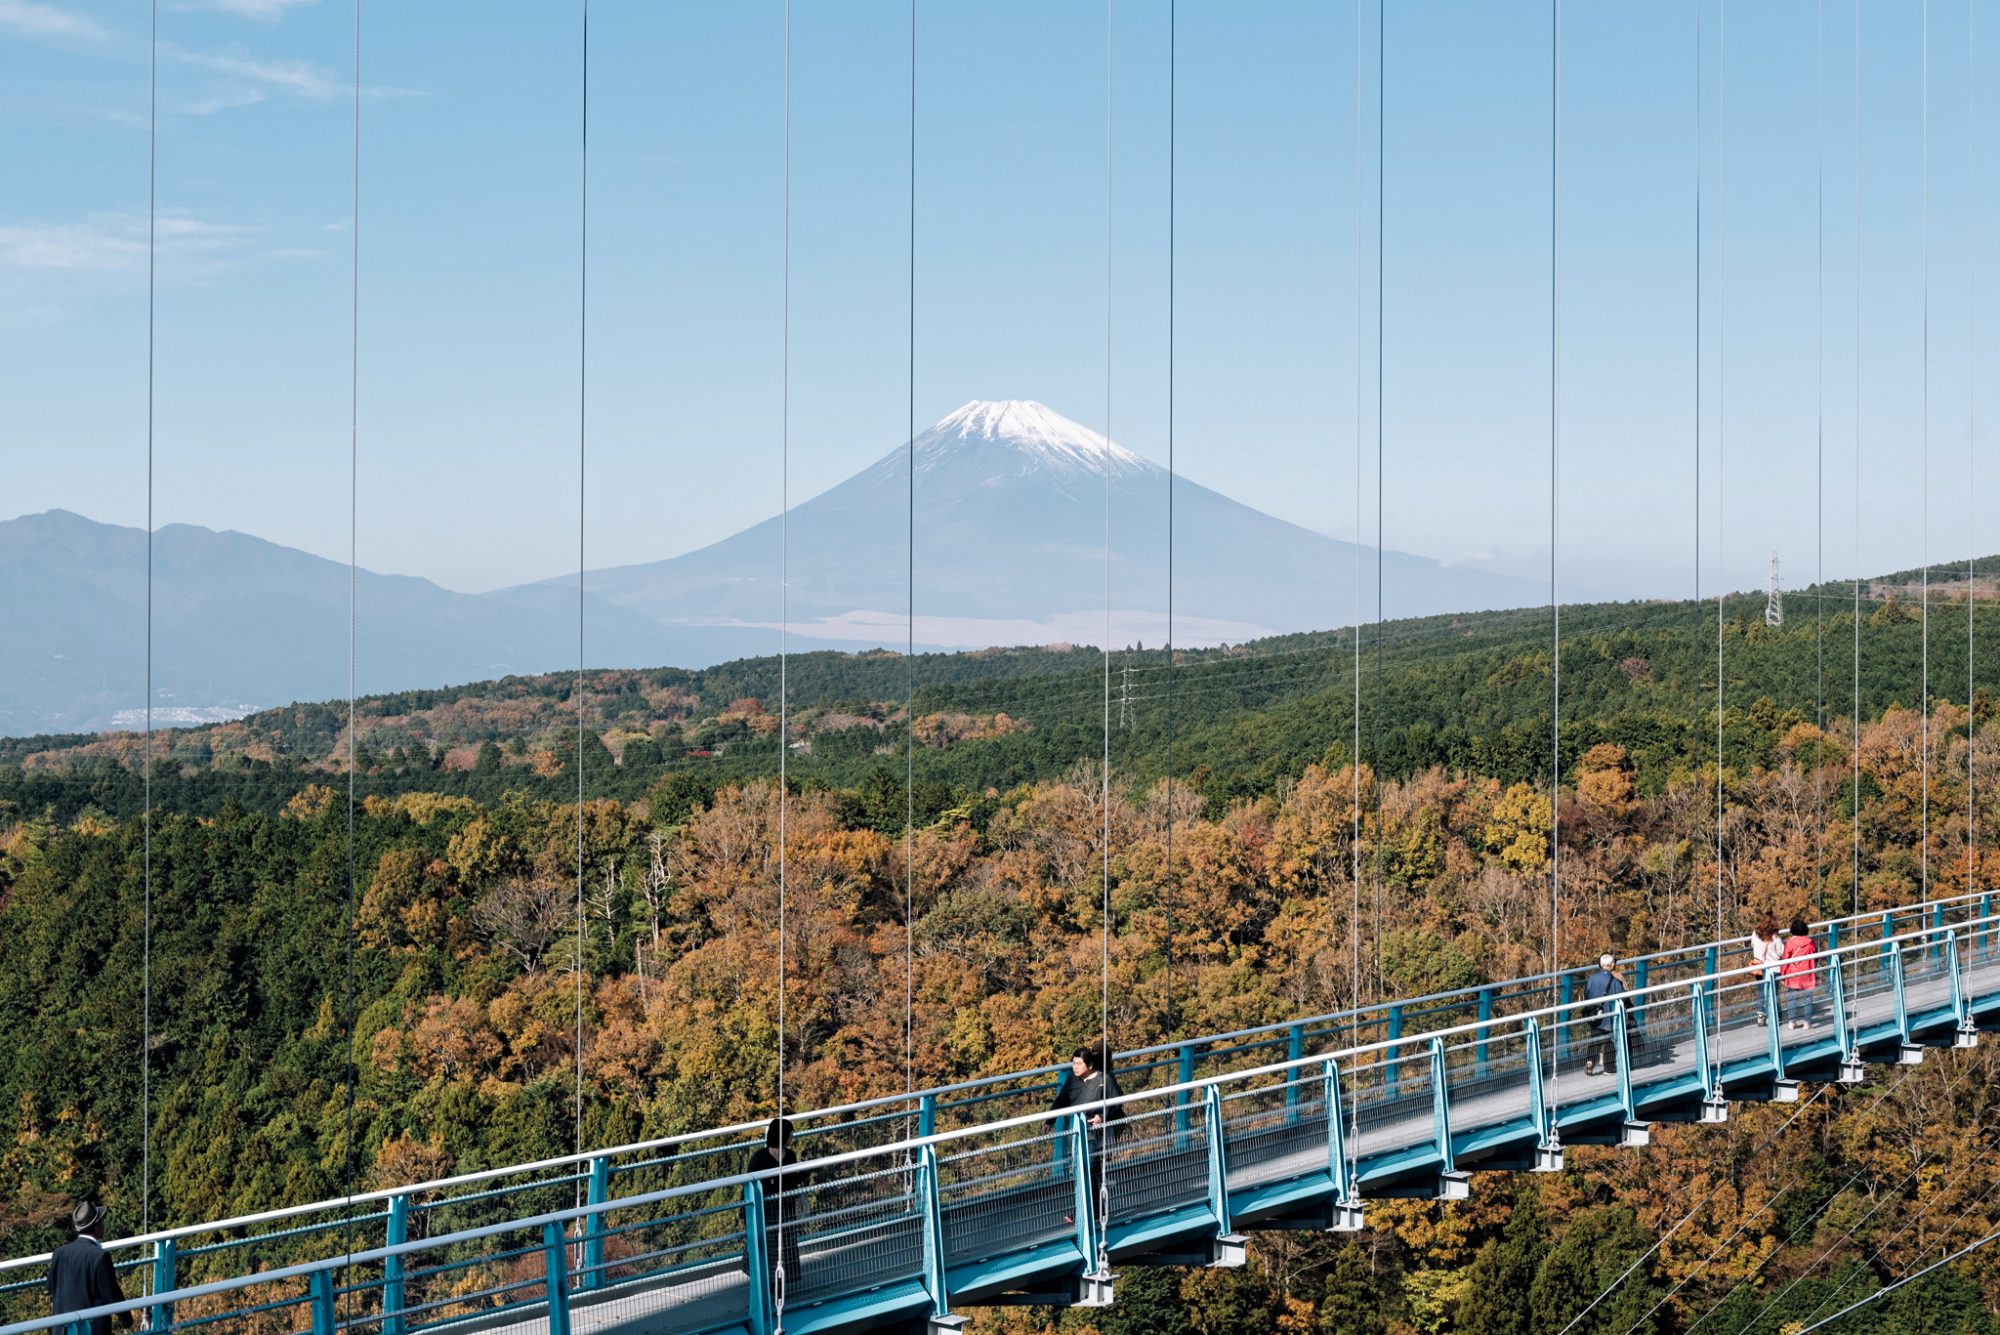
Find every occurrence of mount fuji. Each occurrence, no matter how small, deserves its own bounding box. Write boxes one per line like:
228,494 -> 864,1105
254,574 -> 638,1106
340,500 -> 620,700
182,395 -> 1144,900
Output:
567,399 -> 1551,653
1,401 -> 1556,736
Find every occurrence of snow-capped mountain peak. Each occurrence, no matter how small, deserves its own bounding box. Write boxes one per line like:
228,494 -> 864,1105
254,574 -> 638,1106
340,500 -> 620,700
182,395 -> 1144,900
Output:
916,400 -> 1152,479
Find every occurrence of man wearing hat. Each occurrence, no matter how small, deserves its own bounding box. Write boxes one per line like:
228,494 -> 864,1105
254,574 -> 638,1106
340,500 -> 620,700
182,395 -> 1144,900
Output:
47,1202 -> 132,1335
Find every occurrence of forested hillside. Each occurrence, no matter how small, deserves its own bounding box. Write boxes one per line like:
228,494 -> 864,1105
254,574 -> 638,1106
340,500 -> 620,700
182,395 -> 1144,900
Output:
2,581 -> 1996,1333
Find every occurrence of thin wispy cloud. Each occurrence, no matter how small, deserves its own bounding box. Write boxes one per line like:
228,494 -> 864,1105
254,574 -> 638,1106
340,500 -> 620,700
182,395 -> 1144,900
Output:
166,0 -> 319,21
164,42 -> 422,105
0,213 -> 287,282
0,303 -> 67,334
0,0 -> 114,47
170,44 -> 343,100
177,86 -> 268,116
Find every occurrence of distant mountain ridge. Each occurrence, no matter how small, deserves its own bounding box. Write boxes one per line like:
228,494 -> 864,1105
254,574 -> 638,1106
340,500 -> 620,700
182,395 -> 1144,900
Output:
4,400 -> 1555,737
0,510 -> 790,736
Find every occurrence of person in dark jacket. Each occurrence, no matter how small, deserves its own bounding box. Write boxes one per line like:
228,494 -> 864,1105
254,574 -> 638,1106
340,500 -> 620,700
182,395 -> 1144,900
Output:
746,1118 -> 804,1312
1051,1042 -> 1123,1223
48,1201 -> 131,1335
1581,954 -> 1626,1077
1050,1041 -> 1125,1126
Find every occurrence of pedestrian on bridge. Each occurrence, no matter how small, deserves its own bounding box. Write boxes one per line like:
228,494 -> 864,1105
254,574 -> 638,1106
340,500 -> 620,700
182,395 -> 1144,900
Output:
1052,1042 -> 1123,1223
1749,914 -> 1785,1026
1778,918 -> 1819,1029
1582,954 -> 1625,1078
47,1202 -> 131,1335
747,1118 -> 804,1314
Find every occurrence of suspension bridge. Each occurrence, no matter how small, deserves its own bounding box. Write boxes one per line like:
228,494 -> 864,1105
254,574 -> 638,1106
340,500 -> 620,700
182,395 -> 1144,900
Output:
1,892 -> 1992,1335
4,0 -> 1989,1327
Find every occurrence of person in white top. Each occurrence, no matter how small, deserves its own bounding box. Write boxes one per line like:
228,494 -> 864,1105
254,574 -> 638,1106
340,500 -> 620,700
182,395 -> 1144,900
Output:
1748,912 -> 1785,1025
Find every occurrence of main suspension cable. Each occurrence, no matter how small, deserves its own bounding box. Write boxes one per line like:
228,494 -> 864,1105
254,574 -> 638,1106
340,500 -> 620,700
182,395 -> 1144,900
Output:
1685,1053 -> 1985,1335
1788,1119 -> 2000,1329
1793,1230 -> 2000,1335
1558,1079 -> 1838,1335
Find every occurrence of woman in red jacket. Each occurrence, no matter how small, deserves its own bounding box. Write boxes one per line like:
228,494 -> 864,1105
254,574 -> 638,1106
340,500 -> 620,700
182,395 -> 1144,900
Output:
1778,917 -> 1819,1030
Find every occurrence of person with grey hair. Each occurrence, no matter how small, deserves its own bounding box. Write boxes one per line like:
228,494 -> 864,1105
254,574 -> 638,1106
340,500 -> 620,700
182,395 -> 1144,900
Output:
48,1202 -> 132,1335
1581,953 -> 1626,1077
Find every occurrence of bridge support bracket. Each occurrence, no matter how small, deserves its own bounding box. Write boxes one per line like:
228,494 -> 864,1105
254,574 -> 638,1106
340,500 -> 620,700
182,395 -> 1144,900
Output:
1699,1096 -> 1729,1125
1435,1171 -> 1471,1202
1532,1142 -> 1563,1173
1618,1121 -> 1651,1149
1898,1043 -> 1926,1066
1330,1200 -> 1366,1232
926,1316 -> 968,1334
1209,1234 -> 1249,1269
1075,1269 -> 1115,1309
1838,1053 -> 1867,1084
1772,1079 -> 1802,1103
1954,1025 -> 1980,1051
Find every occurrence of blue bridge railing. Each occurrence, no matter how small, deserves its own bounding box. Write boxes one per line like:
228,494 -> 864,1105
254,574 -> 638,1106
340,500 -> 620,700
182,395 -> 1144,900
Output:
1,896 -> 1995,1335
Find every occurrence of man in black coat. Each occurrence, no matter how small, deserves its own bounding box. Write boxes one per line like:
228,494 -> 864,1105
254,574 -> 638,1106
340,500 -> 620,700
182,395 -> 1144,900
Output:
746,1118 -> 805,1312
48,1202 -> 132,1335
1051,1042 -> 1124,1224
1582,953 -> 1626,1077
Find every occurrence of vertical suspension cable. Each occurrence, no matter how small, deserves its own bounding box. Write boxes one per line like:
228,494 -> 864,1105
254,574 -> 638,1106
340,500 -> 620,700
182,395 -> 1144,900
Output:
1816,0 -> 1826,905
1921,0 -> 1932,904
1350,0 -> 1363,1024
1372,0 -> 1385,1004
574,0 -> 589,1178
1096,0 -> 1114,1269
903,0 -> 916,1118
1549,0 -> 1562,1032
1853,0 -> 1862,918
1969,0 -> 1978,907
344,0 -> 361,1222
1693,0 -> 1702,951
775,0 -> 792,1317
1922,0 -> 1931,904
1717,0 -> 1728,948
142,0 -> 156,1240
1164,0 -> 1175,1045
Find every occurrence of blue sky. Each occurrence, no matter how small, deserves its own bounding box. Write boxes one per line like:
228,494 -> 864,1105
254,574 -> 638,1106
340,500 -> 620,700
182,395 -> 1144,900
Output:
2,0 -> 1990,606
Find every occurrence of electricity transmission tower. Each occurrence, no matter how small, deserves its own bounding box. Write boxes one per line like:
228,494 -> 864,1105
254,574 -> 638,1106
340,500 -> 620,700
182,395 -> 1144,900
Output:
1766,550 -> 1784,627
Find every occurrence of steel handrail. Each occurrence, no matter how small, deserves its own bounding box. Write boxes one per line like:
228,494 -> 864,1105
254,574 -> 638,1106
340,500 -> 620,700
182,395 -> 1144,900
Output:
0,887 -> 1968,1271
3,889 -> 1980,1276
